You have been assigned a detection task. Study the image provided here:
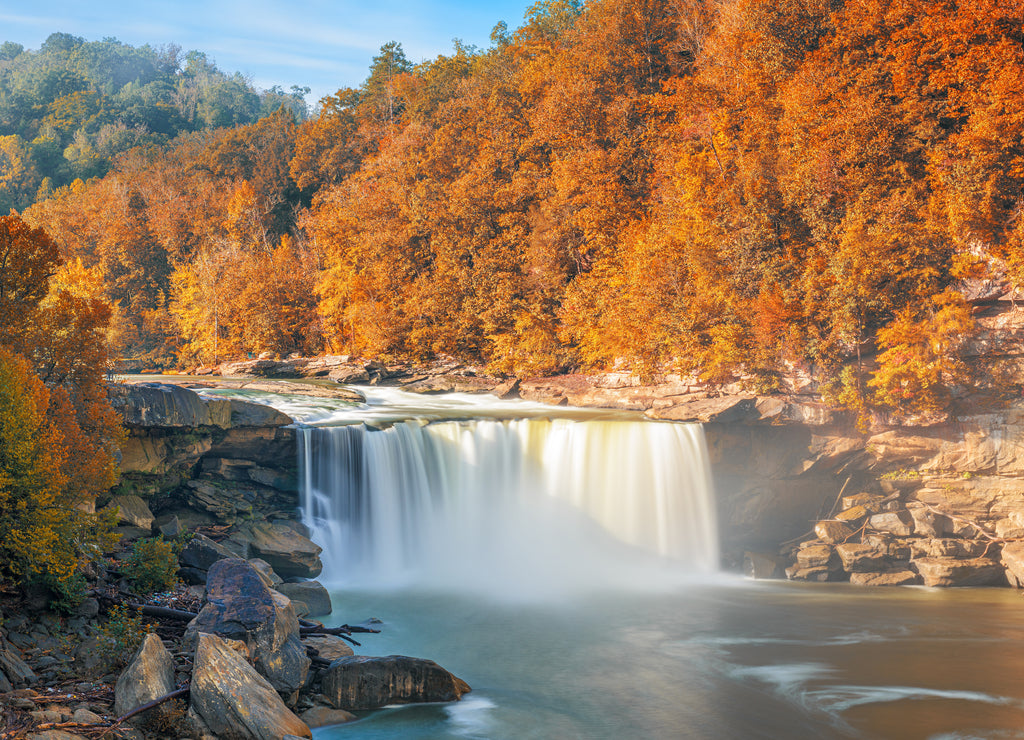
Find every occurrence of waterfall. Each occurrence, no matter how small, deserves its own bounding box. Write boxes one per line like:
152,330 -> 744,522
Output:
299,417 -> 718,596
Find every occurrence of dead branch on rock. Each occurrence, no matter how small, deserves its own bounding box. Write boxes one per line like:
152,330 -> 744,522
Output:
110,686 -> 190,726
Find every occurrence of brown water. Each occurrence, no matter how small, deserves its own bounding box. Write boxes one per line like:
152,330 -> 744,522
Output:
316,580 -> 1024,740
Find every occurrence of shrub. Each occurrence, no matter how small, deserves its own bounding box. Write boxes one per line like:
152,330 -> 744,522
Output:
97,604 -> 150,668
123,536 -> 179,595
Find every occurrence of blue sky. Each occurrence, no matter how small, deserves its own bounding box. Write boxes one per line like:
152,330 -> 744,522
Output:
0,1 -> 535,105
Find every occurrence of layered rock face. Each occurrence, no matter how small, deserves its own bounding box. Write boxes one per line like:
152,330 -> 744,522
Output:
108,382 -> 300,528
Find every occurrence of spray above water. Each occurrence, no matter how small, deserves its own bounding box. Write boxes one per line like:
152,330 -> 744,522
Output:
294,389 -> 719,600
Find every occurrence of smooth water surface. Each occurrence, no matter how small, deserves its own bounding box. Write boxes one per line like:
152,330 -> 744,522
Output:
318,582 -> 1024,740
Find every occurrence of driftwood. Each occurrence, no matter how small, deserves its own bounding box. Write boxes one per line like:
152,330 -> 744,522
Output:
129,604 -> 199,622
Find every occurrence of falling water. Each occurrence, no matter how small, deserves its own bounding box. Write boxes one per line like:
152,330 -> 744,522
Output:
298,415 -> 718,596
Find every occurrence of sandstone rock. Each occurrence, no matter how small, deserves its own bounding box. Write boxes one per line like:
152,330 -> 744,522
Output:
275,581 -> 332,617
0,644 -> 36,687
796,543 -> 836,569
402,375 -> 498,394
322,655 -> 471,710
299,706 -> 356,728
907,504 -> 954,537
184,559 -> 310,696
108,383 -> 212,427
327,365 -> 370,384
814,520 -> 854,545
849,570 -> 920,586
492,378 -> 521,399
27,732 -> 90,740
647,396 -> 757,423
910,538 -> 989,559
1001,541 -> 1024,587
743,551 -> 783,579
104,494 -> 155,530
190,633 -> 311,740
911,557 -> 1006,587
114,633 -> 176,717
235,522 -> 323,578
229,399 -> 293,427
179,533 -> 238,571
248,559 -> 283,588
835,505 -> 869,524
868,510 -> 914,536
842,493 -> 886,512
786,565 -> 834,581
835,543 -> 890,573
70,708 -> 103,724
302,635 -> 354,662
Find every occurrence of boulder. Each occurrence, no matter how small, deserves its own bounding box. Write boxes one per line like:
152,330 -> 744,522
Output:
190,633 -> 311,740
321,655 -> 471,710
796,543 -> 836,569
108,383 -> 212,427
814,520 -> 854,545
275,582 -> 332,617
0,643 -> 36,688
299,706 -> 356,728
184,559 -> 310,696
327,365 -> 370,384
248,559 -> 283,588
911,557 -> 1007,587
104,494 -> 155,530
302,635 -> 354,662
849,570 -> 921,586
907,504 -> 955,537
842,493 -> 886,512
834,505 -> 869,524
235,522 -> 323,578
114,633 -> 176,717
1001,541 -> 1024,587
868,510 -> 914,537
229,400 -> 292,428
835,543 -> 890,573
401,375 -> 499,394
179,533 -> 238,571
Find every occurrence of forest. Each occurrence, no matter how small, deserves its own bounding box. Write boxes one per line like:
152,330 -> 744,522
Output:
2,0 -> 1023,437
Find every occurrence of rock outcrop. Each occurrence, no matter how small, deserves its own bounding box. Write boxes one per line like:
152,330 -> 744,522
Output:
113,633 -> 175,717
184,559 -> 310,697
189,633 -> 311,740
321,655 -> 471,710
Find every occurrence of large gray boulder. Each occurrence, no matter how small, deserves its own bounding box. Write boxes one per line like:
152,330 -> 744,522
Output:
184,559 -> 310,696
275,581 -> 332,617
235,522 -> 323,578
190,633 -> 311,740
302,635 -> 353,662
114,633 -> 175,717
322,655 -> 470,710
179,533 -> 238,571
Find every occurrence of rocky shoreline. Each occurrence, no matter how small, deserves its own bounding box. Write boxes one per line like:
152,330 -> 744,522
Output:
0,383 -> 471,740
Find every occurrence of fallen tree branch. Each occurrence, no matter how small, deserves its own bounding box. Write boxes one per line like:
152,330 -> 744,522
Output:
129,604 -> 198,621
111,686 -> 191,725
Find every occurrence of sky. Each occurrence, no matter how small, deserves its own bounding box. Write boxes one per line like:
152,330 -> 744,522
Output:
0,0 -> 536,106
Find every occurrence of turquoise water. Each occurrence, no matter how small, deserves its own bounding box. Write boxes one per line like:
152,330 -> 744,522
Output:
316,582 -> 1024,740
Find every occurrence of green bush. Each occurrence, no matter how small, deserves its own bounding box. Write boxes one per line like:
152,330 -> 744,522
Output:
97,604 -> 150,668
123,535 -> 179,595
